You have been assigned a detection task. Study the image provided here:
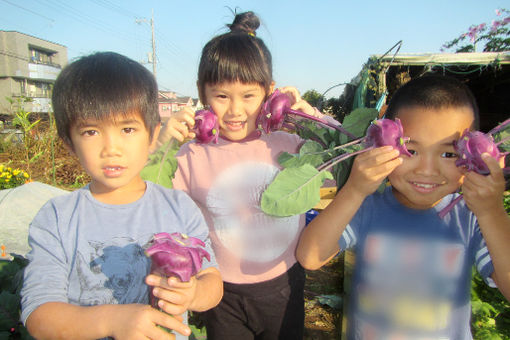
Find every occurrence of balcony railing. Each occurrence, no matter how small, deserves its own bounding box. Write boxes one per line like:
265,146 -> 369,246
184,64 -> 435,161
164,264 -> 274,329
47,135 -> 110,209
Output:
28,63 -> 61,81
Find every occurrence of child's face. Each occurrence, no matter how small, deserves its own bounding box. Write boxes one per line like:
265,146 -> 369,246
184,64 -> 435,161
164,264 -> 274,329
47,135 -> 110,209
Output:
204,81 -> 267,141
68,112 -> 159,201
388,106 -> 475,210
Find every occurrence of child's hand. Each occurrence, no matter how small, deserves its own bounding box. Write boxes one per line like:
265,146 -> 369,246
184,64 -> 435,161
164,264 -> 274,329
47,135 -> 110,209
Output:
278,86 -> 316,116
347,146 -> 402,197
462,153 -> 506,218
146,274 -> 198,316
109,303 -> 190,340
158,107 -> 196,144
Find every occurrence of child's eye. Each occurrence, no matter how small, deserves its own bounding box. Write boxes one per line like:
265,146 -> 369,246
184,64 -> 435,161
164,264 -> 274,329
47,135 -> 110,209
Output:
122,127 -> 136,134
441,152 -> 458,158
81,130 -> 98,137
216,94 -> 228,99
407,149 -> 417,156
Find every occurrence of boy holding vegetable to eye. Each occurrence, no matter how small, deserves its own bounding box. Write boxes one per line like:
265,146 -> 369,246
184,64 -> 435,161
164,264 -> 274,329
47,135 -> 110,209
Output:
20,52 -> 222,340
297,75 -> 510,340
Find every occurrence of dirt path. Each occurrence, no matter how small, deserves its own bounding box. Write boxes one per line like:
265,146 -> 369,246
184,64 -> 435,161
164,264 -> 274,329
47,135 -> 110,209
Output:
304,254 -> 344,340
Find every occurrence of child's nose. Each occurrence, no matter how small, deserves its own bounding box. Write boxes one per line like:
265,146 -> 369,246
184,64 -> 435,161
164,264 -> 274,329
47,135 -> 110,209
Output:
415,155 -> 439,175
229,100 -> 242,116
101,135 -> 122,157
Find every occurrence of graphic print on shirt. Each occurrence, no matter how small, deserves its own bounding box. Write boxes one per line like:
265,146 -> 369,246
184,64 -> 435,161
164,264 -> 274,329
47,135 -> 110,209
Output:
355,233 -> 465,338
76,238 -> 150,305
206,161 -> 300,263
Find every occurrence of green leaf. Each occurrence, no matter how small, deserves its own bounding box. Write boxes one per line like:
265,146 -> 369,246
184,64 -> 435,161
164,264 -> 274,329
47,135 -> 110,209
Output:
494,125 -> 510,153
0,291 -> 20,330
278,140 -> 329,168
340,108 -> 379,142
261,164 -> 333,217
28,151 -> 43,164
140,140 -> 180,188
316,294 -> 343,310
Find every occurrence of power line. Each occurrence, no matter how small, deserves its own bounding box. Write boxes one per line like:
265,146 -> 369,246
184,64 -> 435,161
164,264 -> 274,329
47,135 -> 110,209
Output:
0,0 -> 55,23
88,0 -> 139,19
40,0 -> 139,45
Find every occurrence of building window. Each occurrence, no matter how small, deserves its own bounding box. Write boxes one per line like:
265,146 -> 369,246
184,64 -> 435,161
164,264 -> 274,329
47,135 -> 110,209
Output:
26,81 -> 52,98
29,47 -> 54,65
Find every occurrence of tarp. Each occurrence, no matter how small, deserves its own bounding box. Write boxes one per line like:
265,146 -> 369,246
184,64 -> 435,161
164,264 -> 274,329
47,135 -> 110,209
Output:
0,182 -> 68,259
350,51 -> 510,112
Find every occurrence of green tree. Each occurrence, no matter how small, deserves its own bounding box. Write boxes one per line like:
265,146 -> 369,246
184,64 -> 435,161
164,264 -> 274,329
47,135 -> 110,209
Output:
442,8 -> 510,52
302,90 -> 324,108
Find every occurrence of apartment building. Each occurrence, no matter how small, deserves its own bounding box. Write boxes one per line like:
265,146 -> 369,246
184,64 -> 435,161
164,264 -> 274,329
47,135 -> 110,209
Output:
0,31 -> 67,118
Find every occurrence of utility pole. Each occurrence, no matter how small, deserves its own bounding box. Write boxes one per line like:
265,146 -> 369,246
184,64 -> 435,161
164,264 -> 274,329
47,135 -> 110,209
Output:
136,9 -> 157,79
150,9 -> 156,78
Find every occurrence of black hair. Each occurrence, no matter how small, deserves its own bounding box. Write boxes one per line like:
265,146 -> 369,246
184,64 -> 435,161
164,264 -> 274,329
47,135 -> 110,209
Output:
52,51 -> 160,146
385,75 -> 480,130
197,11 -> 273,104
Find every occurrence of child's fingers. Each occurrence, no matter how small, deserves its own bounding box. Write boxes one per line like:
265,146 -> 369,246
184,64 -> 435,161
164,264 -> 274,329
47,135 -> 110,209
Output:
146,274 -> 194,289
482,153 -> 505,179
290,100 -> 314,116
357,146 -> 401,165
172,108 -> 196,129
154,290 -> 185,314
278,86 -> 300,102
180,112 -> 196,129
167,276 -> 195,288
153,310 -> 191,338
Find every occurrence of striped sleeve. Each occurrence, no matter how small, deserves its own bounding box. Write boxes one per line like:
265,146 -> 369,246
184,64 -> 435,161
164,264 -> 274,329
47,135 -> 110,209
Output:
473,229 -> 496,288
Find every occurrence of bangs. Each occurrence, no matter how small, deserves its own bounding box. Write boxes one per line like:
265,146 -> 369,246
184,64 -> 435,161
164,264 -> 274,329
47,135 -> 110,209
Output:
198,33 -> 273,101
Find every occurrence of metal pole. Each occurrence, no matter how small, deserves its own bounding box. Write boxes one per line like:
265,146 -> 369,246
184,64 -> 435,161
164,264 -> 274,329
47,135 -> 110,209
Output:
151,9 -> 156,79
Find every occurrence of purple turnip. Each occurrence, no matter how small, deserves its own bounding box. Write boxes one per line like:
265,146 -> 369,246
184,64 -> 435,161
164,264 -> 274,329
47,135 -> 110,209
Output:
438,119 -> 510,218
194,109 -> 219,144
145,232 -> 210,308
256,89 -> 357,139
317,118 -> 411,172
365,118 -> 412,157
454,130 -> 505,175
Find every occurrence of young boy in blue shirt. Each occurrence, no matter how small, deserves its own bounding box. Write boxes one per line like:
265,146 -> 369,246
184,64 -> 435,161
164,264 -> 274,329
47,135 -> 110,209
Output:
297,75 -> 510,340
20,52 -> 222,340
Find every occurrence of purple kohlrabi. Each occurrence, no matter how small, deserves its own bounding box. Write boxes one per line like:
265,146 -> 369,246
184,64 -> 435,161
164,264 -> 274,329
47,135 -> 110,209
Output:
145,232 -> 210,282
257,89 -> 356,138
365,118 -> 412,157
454,130 -> 503,175
438,119 -> 510,219
258,89 -> 288,133
145,232 -> 210,308
316,118 -> 411,172
194,109 -> 219,144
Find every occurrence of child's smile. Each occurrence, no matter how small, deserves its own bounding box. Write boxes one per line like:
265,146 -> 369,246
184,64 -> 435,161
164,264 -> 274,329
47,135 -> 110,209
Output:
389,106 -> 475,210
224,120 -> 247,131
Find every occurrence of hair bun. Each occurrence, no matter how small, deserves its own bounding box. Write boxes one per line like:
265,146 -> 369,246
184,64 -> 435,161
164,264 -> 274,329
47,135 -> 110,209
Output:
227,11 -> 260,36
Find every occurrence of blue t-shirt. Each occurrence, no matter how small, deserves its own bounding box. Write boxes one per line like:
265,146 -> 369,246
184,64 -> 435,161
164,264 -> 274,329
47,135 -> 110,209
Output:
340,187 -> 495,340
21,181 -> 216,340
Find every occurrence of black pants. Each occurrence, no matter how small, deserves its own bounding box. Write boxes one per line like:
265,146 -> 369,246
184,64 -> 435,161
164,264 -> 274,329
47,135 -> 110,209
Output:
201,263 -> 305,340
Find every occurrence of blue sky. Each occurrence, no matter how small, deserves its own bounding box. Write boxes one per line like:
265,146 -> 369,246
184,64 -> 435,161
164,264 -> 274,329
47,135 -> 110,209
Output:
1,0 -> 506,98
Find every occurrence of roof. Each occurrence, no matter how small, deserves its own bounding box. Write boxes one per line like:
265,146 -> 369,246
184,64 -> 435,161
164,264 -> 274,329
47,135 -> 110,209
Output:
158,96 -> 192,104
372,51 -> 510,66
0,30 -> 67,48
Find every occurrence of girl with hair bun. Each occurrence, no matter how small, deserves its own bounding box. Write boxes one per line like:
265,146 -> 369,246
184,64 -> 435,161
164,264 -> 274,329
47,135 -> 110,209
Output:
157,11 -> 334,339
